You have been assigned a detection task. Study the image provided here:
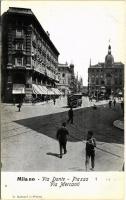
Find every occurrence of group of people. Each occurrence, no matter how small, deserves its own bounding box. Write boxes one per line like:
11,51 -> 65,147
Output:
56,121 -> 96,171
108,99 -> 116,108
109,98 -> 124,112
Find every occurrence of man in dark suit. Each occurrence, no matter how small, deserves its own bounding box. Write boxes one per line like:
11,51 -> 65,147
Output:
67,107 -> 73,124
56,122 -> 69,158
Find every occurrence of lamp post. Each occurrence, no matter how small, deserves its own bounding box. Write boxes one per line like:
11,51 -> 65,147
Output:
96,89 -> 98,102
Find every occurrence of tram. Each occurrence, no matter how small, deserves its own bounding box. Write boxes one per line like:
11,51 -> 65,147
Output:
67,94 -> 82,108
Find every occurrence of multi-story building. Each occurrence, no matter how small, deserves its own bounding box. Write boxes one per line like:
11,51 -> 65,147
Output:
88,45 -> 124,98
2,7 -> 60,103
57,63 -> 75,95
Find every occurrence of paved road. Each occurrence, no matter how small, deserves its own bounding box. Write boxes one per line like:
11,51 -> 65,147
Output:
1,97 -> 124,171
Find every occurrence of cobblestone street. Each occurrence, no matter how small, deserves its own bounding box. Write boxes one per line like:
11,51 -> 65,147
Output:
1,97 -> 124,171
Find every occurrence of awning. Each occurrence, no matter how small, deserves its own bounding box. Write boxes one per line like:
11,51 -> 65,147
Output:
32,84 -> 42,94
118,92 -> 122,95
32,84 -> 54,95
56,88 -> 62,95
12,84 -> 25,94
40,86 -> 54,95
52,88 -> 62,95
47,89 -> 54,95
37,85 -> 48,95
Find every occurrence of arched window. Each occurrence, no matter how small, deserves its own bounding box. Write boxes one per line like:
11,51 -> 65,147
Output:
62,73 -> 65,78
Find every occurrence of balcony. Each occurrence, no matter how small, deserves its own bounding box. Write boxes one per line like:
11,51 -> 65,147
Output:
7,63 -> 13,69
13,65 -> 26,69
32,40 -> 36,48
34,65 -> 45,75
14,35 -> 24,41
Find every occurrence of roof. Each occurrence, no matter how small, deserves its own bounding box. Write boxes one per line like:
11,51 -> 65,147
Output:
4,7 -> 60,56
58,63 -> 71,70
58,63 -> 69,67
7,7 -> 33,15
89,62 -> 124,69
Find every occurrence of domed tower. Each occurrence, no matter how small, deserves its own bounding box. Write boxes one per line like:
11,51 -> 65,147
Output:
70,64 -> 74,74
105,45 -> 114,67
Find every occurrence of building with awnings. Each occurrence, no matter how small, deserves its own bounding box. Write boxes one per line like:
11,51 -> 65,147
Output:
2,7 -> 60,103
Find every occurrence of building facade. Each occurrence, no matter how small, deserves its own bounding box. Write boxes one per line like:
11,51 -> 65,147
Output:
88,45 -> 124,98
2,7 -> 60,103
57,63 -> 83,95
57,63 -> 74,95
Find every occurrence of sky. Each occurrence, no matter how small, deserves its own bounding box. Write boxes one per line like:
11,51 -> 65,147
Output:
1,1 -> 126,86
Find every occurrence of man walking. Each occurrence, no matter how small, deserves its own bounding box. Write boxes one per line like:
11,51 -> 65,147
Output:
17,102 -> 22,112
53,96 -> 56,105
85,131 -> 96,171
67,107 -> 73,124
56,122 -> 69,158
113,99 -> 116,107
109,100 -> 112,108
121,100 -> 124,113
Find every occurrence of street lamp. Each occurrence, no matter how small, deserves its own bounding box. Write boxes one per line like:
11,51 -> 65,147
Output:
96,90 -> 98,102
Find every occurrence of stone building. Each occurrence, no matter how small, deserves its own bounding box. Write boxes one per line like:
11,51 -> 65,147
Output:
88,45 -> 124,98
2,7 -> 60,103
57,63 -> 83,95
57,63 -> 75,95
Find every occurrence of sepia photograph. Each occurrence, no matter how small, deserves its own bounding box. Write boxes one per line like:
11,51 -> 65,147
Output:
1,0 -> 125,199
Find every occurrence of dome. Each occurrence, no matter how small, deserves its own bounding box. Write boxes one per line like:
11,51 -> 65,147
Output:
105,45 -> 114,66
105,54 -> 114,64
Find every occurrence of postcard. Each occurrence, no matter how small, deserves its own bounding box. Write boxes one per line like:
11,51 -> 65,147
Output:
1,1 -> 125,199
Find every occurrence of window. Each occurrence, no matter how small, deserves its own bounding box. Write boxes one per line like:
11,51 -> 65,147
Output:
107,78 -> 111,85
62,73 -> 65,77
119,79 -> 122,85
96,78 -> 99,85
106,73 -> 111,77
91,78 -> 95,83
16,28 -> 22,37
101,80 -> 104,85
32,34 -> 36,41
16,42 -> 23,50
15,58 -> 23,66
114,78 -> 118,85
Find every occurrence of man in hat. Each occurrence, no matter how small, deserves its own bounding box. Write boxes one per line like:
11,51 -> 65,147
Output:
56,122 -> 69,158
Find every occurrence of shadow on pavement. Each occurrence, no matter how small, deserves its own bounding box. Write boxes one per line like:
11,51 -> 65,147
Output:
46,152 -> 60,158
14,105 -> 124,144
62,106 -> 69,108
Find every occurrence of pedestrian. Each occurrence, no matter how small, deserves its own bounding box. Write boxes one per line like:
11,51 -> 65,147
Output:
56,122 -> 69,158
109,100 -> 112,108
13,97 -> 16,106
122,163 -> 124,171
67,107 -> 73,124
85,131 -> 96,171
17,102 -> 22,112
93,104 -> 97,110
89,96 -> 92,102
53,96 -> 56,105
113,99 -> 116,107
121,101 -> 124,113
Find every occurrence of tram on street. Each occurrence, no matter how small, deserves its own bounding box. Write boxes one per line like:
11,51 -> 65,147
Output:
67,93 -> 82,108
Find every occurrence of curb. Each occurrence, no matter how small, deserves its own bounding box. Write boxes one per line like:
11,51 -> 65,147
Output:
113,120 -> 124,130
2,100 -> 53,106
